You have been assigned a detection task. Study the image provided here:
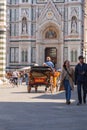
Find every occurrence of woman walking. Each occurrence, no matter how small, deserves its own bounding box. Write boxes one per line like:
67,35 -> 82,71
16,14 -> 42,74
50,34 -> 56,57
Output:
60,60 -> 74,104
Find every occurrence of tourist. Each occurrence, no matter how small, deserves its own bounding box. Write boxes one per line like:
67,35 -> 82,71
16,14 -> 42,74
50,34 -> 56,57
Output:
75,55 -> 87,105
60,60 -> 74,105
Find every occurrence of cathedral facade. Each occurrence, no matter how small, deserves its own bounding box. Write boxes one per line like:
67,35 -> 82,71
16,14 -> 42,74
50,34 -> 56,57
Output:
7,0 -> 84,69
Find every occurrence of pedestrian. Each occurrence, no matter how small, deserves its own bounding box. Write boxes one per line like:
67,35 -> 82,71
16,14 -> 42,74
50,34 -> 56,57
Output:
12,70 -> 18,86
18,71 -> 23,86
75,55 -> 87,105
60,60 -> 74,105
24,71 -> 29,86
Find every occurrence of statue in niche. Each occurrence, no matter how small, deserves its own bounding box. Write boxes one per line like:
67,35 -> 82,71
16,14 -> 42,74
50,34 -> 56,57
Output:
22,17 -> 27,34
45,29 -> 57,39
71,16 -> 77,34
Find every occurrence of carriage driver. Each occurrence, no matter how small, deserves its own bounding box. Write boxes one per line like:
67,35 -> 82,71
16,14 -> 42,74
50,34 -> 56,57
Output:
44,56 -> 54,69
43,57 -> 56,93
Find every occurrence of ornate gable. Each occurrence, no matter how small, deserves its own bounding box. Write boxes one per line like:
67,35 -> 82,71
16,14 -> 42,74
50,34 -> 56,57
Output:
37,0 -> 62,25
70,7 -> 79,18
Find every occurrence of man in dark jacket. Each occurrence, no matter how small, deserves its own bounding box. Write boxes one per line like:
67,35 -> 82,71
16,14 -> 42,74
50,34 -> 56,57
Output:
75,55 -> 87,105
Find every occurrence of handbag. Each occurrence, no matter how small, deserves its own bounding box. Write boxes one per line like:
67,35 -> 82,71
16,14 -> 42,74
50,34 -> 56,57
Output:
64,67 -> 74,82
59,80 -> 65,91
59,85 -> 65,91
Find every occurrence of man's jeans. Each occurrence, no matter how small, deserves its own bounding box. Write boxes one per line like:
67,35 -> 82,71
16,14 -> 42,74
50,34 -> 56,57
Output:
77,83 -> 86,103
64,79 -> 71,101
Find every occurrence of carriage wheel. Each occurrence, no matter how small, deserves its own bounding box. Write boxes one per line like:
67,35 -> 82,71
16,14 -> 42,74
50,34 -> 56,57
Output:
27,86 -> 31,93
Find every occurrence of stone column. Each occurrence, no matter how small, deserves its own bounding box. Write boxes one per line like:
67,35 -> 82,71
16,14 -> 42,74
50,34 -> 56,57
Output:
19,44 -> 21,63
28,44 -> 31,64
36,43 -> 40,64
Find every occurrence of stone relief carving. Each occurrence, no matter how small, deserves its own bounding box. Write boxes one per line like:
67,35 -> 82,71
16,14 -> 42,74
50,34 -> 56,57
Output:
21,9 -> 29,35
70,7 -> 79,34
71,7 -> 79,17
46,10 -> 54,19
71,16 -> 77,34
45,29 -> 57,39
22,17 -> 27,34
21,9 -> 29,18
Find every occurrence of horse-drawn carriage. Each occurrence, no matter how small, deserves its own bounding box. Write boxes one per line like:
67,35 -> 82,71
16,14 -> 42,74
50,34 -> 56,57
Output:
27,66 -> 61,93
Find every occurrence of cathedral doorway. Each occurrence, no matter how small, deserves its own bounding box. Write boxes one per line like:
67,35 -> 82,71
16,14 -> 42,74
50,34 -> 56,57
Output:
45,47 -> 57,66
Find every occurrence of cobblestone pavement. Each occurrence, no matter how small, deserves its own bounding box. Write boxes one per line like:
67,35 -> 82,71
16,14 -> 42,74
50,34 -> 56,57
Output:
0,83 -> 87,130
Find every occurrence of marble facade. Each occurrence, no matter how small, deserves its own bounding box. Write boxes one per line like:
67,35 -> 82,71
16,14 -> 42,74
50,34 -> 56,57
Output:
6,0 -> 84,69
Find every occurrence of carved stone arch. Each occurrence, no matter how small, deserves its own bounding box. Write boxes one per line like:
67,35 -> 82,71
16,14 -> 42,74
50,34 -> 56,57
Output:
37,0 -> 62,26
37,21 -> 62,41
43,26 -> 58,39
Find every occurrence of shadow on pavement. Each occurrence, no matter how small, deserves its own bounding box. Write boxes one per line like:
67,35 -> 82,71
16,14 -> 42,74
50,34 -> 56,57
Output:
0,101 -> 87,130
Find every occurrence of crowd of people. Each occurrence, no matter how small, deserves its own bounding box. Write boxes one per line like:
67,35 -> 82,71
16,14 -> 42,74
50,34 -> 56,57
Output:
6,70 -> 29,87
